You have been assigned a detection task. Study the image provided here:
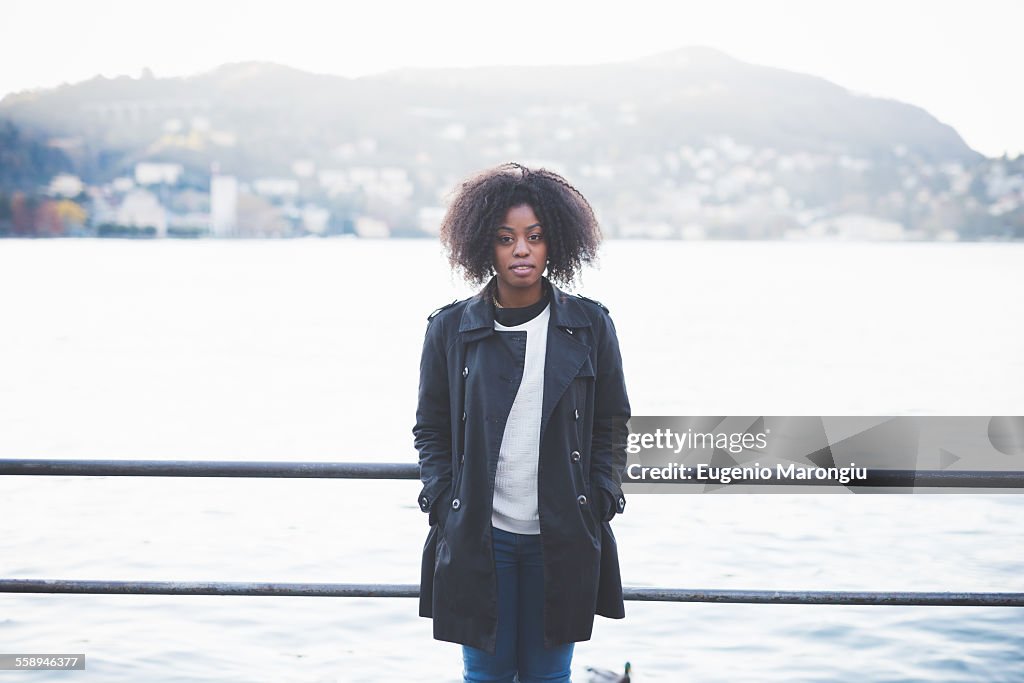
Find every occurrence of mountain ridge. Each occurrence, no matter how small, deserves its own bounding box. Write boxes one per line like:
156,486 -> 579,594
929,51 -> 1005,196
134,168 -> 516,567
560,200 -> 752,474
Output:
0,46 -> 978,169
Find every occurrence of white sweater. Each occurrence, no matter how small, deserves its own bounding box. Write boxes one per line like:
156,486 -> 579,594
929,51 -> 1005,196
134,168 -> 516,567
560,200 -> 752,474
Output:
490,303 -> 550,534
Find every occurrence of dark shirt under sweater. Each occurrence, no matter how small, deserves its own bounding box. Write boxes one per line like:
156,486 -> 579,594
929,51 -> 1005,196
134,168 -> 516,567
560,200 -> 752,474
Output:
492,282 -> 551,326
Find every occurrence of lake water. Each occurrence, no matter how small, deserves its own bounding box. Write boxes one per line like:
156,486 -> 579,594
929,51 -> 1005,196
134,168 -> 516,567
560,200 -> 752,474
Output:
1,238 -> 1022,682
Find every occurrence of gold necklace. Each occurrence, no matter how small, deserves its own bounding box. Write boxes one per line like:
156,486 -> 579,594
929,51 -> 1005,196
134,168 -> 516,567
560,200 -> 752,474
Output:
491,280 -> 504,308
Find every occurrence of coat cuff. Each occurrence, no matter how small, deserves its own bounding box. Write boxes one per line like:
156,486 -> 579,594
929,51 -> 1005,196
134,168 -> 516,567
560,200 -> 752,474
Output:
593,474 -> 626,517
418,477 -> 452,525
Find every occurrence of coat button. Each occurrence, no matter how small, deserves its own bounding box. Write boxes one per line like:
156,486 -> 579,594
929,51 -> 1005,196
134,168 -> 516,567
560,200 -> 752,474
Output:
570,450 -> 581,462
462,411 -> 466,421
566,328 -> 574,335
577,494 -> 587,505
419,495 -> 430,511
574,409 -> 579,420
459,453 -> 465,465
452,498 -> 461,510
462,366 -> 468,377
618,497 -> 625,509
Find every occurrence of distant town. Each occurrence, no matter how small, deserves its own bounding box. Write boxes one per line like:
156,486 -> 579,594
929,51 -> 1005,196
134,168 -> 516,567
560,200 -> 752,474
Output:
5,155 -> 405,239
4,133 -> 1022,241
2,54 -> 1022,241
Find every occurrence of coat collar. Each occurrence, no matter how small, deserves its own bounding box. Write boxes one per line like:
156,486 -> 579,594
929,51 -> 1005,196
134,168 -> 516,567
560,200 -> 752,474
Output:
458,276 -> 591,338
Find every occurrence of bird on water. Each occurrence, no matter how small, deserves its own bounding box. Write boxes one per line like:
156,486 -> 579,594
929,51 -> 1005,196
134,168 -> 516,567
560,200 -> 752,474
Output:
585,661 -> 631,682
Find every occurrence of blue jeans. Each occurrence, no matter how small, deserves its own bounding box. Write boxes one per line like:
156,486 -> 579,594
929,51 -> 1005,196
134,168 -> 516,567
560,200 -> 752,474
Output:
462,527 -> 574,682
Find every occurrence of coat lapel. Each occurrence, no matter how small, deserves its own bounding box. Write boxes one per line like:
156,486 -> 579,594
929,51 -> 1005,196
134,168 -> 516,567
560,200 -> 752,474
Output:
540,281 -> 592,443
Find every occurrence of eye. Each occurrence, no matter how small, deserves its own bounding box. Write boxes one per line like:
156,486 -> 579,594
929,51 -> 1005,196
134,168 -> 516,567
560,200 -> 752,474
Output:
497,235 -> 513,244
528,233 -> 544,241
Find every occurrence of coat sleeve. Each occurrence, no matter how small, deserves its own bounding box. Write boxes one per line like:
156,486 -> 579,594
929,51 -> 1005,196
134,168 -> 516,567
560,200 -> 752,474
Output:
412,315 -> 453,526
590,312 -> 631,520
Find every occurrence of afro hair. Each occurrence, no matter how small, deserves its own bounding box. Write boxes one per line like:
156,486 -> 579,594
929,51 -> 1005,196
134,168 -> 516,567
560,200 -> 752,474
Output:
438,162 -> 602,286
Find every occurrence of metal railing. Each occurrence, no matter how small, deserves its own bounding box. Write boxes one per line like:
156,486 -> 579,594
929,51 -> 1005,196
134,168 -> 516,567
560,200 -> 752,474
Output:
3,459 -> 1023,487
3,458 -> 1023,607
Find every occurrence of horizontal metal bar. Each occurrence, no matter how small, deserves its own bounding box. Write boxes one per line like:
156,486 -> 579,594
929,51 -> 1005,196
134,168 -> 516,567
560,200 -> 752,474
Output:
0,459 -> 419,479
0,579 -> 418,598
1,459 -> 1022,487
2,580 -> 1022,606
624,588 -> 1024,606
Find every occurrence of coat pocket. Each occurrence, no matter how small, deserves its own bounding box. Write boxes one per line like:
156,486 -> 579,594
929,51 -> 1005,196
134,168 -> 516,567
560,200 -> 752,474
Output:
418,524 -> 438,618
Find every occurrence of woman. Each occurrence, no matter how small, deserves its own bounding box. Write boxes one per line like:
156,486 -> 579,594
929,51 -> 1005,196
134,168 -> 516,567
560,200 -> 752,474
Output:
413,162 -> 631,683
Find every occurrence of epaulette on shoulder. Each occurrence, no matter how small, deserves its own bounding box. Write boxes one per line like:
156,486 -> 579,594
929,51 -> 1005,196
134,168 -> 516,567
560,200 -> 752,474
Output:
427,299 -> 460,321
574,293 -> 610,314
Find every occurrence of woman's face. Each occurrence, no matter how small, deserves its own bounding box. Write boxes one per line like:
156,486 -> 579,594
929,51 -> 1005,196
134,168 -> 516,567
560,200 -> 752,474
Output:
493,204 -> 547,295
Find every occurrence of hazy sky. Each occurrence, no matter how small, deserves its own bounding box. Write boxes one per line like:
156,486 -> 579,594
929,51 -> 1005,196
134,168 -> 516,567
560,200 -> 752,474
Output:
2,0 -> 1021,158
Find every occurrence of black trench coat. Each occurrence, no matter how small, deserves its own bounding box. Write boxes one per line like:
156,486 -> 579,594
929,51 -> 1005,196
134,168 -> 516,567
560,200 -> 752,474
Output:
413,276 -> 631,654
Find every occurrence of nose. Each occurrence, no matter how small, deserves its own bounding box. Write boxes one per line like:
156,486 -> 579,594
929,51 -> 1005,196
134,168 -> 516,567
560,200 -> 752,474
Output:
513,235 -> 530,256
